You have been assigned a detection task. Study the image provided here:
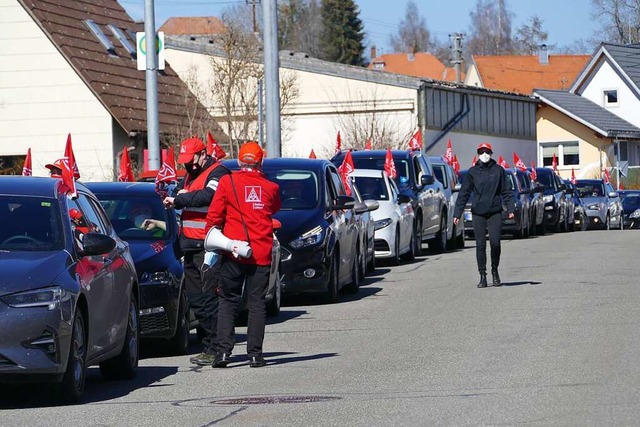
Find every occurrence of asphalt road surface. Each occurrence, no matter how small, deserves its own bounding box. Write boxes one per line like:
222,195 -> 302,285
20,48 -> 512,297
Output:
2,229 -> 639,426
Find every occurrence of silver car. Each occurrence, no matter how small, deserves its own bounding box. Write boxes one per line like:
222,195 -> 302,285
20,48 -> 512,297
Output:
575,179 -> 623,230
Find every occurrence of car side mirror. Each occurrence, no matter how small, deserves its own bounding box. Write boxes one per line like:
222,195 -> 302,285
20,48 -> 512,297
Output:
331,195 -> 355,210
272,218 -> 282,230
420,175 -> 435,186
80,233 -> 116,256
558,184 -> 567,191
453,183 -> 461,192
354,202 -> 368,214
608,191 -> 618,198
397,194 -> 411,204
364,199 -> 380,212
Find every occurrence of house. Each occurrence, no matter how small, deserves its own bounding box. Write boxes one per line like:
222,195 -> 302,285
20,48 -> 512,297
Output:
158,16 -> 226,36
165,35 -> 538,166
465,48 -> 590,95
367,49 -> 462,83
533,89 -> 640,179
0,0 -> 224,179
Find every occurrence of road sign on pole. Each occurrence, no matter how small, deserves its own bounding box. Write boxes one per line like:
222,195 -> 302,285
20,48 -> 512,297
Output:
619,160 -> 629,177
136,32 -> 165,71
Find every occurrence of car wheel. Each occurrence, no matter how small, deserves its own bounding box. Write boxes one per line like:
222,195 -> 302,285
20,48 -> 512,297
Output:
100,295 -> 139,380
366,247 -> 376,272
580,213 -> 589,231
359,241 -> 367,281
619,212 -> 624,230
392,229 -> 401,265
325,254 -> 340,303
343,251 -> 360,294
266,273 -> 281,317
168,291 -> 190,355
430,215 -> 447,254
403,230 -> 416,261
605,214 -> 610,230
414,220 -> 423,255
57,308 -> 87,404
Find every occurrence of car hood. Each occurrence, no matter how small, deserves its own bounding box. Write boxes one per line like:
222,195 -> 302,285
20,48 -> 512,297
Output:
0,251 -> 71,296
127,239 -> 182,279
581,196 -> 607,205
369,200 -> 397,221
274,209 -> 325,244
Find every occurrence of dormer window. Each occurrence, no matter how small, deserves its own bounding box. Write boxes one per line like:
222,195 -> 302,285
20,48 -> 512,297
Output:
372,60 -> 385,69
604,89 -> 618,106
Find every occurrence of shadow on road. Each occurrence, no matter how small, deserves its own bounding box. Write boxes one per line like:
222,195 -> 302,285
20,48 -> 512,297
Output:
501,281 -> 542,287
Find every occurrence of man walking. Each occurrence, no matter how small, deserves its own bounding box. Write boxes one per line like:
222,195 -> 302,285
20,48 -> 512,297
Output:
205,141 -> 280,368
163,137 -> 230,364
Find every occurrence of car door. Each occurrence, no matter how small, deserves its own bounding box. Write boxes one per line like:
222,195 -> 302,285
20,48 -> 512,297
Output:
414,155 -> 440,235
389,178 -> 412,252
326,166 -> 357,285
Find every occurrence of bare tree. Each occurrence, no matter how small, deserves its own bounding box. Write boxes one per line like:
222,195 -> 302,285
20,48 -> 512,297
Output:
389,1 -> 432,53
591,0 -> 640,43
514,16 -> 549,54
467,0 -> 515,55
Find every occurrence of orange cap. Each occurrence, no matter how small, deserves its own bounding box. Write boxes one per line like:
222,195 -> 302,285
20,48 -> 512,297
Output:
477,142 -> 493,153
177,137 -> 206,163
69,208 -> 83,220
45,158 -> 66,177
238,141 -> 264,165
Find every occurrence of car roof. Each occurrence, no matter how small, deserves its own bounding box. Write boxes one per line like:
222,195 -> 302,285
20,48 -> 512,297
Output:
334,149 -> 421,160
85,181 -> 159,196
428,156 -> 449,165
350,169 -> 385,178
222,158 -> 331,172
575,179 -> 603,184
0,175 -> 85,198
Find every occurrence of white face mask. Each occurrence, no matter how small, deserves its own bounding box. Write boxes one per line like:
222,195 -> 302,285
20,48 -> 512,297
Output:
479,153 -> 492,163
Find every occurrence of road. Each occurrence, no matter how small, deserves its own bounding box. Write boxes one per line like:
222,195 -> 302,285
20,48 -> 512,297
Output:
2,229 -> 639,426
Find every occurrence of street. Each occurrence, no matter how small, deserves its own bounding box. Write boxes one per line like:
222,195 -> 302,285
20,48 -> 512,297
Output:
2,229 -> 639,426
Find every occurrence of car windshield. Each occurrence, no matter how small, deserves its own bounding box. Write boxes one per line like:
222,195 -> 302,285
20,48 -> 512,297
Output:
97,195 -> 170,240
0,196 -> 64,251
536,172 -> 553,189
575,182 -> 604,198
349,157 -> 410,187
353,176 -> 389,201
621,193 -> 640,207
265,169 -> 320,210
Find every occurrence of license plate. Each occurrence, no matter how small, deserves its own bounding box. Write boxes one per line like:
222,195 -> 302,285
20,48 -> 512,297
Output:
464,212 -> 472,221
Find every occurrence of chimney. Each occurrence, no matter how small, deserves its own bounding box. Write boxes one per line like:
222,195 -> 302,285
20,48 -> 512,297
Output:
370,45 -> 377,60
539,44 -> 549,65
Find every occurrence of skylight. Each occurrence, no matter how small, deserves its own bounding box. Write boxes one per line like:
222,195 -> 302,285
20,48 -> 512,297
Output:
108,24 -> 136,59
84,19 -> 116,55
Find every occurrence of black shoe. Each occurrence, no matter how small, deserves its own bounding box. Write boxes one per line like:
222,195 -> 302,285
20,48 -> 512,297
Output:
492,270 -> 501,287
191,352 -> 216,366
212,353 -> 231,368
248,355 -> 266,368
477,273 -> 487,288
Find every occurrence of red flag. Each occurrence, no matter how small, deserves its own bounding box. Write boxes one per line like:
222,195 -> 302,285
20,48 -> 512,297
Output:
206,131 -> 227,161
552,153 -> 558,174
603,168 -> 611,184
155,147 -> 177,198
59,159 -> 77,199
498,155 -> 509,168
513,152 -> 527,171
64,133 -> 80,179
384,148 -> 397,179
309,149 -> 317,159
118,148 -> 135,182
471,155 -> 478,166
452,154 -> 460,174
335,131 -> 342,155
620,180 -> 625,190
444,139 -> 454,165
571,168 -> 576,185
22,148 -> 32,176
408,129 -> 422,151
364,139 -> 372,150
337,150 -> 355,195
530,162 -> 537,181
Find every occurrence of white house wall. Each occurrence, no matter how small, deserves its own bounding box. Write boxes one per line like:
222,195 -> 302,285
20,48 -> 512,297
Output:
576,59 -> 640,128
0,0 -> 115,179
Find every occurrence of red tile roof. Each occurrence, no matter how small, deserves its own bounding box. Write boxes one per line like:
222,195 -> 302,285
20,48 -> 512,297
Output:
159,16 -> 226,35
471,54 -> 591,95
368,53 -> 463,82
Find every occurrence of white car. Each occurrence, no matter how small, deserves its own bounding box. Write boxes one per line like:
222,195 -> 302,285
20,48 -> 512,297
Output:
351,169 -> 416,265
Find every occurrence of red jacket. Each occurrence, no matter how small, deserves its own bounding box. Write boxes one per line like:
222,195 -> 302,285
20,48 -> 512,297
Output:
205,170 -> 281,265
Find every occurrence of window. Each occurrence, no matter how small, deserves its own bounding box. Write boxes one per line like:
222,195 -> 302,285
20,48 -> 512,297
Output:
540,142 -> 579,167
108,24 -> 136,58
84,19 -> 116,55
604,89 -> 618,106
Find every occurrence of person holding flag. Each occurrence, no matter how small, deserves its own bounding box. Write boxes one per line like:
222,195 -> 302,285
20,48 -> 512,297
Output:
162,136 -> 231,366
453,143 -> 515,288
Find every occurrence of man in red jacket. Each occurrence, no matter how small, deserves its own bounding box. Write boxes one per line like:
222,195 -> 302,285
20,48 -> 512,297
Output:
205,141 -> 281,368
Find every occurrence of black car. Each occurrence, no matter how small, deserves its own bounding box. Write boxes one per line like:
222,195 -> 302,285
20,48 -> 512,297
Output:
224,158 -> 359,303
85,182 -> 192,355
332,150 -> 446,253
534,167 -> 569,232
0,177 -> 139,403
619,190 -> 640,229
517,169 -> 545,235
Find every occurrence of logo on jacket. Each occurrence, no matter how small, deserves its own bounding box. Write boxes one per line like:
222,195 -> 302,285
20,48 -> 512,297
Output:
245,186 -> 264,209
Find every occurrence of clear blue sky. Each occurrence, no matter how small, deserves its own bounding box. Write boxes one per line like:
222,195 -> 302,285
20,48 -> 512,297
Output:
119,0 -> 599,54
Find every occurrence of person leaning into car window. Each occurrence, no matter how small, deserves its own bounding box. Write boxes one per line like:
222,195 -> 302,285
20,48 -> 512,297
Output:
162,136 -> 231,366
453,143 -> 515,288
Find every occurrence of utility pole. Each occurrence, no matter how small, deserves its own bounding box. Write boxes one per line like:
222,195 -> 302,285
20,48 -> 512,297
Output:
262,0 -> 281,157
144,0 -> 160,170
450,33 -> 464,84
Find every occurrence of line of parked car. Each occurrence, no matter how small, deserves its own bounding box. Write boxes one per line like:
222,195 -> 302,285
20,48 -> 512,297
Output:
1,150 -> 635,404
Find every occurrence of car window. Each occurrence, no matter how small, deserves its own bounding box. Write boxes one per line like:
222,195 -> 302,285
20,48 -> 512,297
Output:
575,182 -> 604,197
417,155 -> 433,176
96,195 -> 170,239
516,172 -> 528,190
349,177 -> 364,203
621,193 -> 640,207
75,193 -> 106,234
349,156 -> 411,187
536,171 -> 553,189
265,169 -> 320,210
328,167 -> 346,198
505,174 -> 517,191
432,164 -> 447,188
353,176 -> 389,201
0,195 -> 64,251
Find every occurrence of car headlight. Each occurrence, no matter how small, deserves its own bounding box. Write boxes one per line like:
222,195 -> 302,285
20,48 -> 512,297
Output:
374,218 -> 393,230
290,226 -> 324,249
1,286 -> 65,311
140,271 -> 173,284
630,209 -> 640,219
543,195 -> 554,203
587,203 -> 605,210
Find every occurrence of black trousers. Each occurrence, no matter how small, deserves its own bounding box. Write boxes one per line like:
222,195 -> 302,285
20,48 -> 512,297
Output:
183,249 -> 219,354
472,212 -> 502,273
217,257 -> 270,357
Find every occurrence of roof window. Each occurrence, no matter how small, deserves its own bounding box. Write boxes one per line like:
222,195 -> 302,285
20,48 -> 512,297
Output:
84,20 -> 116,55
108,24 -> 136,59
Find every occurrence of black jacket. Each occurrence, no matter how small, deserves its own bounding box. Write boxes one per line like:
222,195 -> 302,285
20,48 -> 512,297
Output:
175,157 -> 230,251
453,159 -> 515,218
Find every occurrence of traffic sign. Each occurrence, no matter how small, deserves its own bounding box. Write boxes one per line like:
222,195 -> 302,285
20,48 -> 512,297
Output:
619,160 -> 629,177
136,32 -> 165,71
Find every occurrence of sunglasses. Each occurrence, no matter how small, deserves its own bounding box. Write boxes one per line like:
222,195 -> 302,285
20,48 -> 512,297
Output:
477,148 -> 492,155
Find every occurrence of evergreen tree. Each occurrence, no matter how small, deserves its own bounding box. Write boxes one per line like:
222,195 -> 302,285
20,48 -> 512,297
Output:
319,0 -> 366,66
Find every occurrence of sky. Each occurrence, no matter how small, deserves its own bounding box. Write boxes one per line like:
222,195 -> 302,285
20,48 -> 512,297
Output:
119,0 -> 600,54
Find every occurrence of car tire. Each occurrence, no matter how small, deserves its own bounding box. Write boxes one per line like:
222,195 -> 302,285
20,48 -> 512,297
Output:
366,248 -> 376,272
430,215 -> 447,254
619,212 -> 624,230
325,253 -> 340,303
402,231 -> 416,261
100,295 -> 139,380
266,273 -> 281,317
168,291 -> 190,355
392,230 -> 401,266
343,252 -> 360,294
414,220 -> 423,256
446,221 -> 456,250
359,241 -> 367,281
605,214 -> 610,230
56,308 -> 87,404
